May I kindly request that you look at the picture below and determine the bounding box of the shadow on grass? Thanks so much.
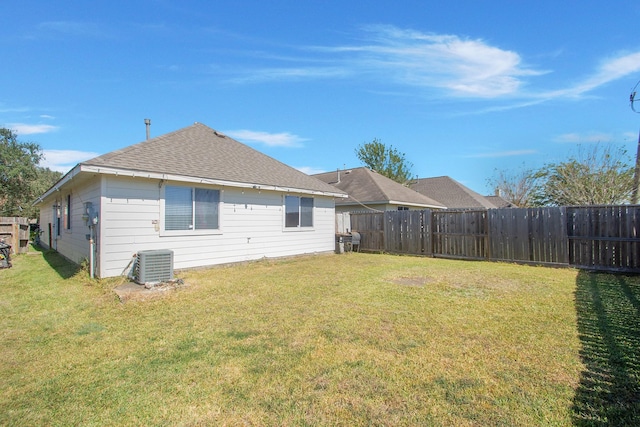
[572,271,640,426]
[31,244,81,279]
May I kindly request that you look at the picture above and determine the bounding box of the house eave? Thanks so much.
[34,164,346,204]
[337,199,445,209]
[387,200,446,209]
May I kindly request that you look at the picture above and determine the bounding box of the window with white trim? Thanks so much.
[164,185,220,232]
[285,195,313,228]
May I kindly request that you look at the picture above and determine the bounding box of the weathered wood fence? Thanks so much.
[0,217,30,254]
[348,206,640,273]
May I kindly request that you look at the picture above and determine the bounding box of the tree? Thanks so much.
[487,165,540,207]
[355,138,414,184]
[0,128,61,218]
[534,144,634,206]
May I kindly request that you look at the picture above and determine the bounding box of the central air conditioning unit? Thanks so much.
[134,249,174,284]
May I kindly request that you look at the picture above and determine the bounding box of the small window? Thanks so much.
[64,194,71,229]
[164,185,220,232]
[397,206,409,211]
[54,204,61,236]
[285,195,313,228]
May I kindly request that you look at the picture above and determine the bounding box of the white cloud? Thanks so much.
[224,129,307,147]
[542,51,640,99]
[236,25,545,99]
[6,123,58,135]
[578,52,640,91]
[229,25,640,106]
[41,149,100,173]
[349,26,545,98]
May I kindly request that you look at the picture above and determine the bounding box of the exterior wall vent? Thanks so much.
[134,249,174,284]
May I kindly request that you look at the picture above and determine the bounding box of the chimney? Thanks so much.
[144,118,151,140]
[337,168,341,184]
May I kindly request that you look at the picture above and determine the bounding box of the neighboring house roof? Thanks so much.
[409,176,499,209]
[485,195,516,208]
[313,167,445,210]
[37,123,345,203]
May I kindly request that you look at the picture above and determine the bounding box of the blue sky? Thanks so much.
[2,1,640,194]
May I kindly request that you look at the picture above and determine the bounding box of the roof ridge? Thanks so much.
[411,175,496,208]
[83,122,208,165]
[362,168,391,199]
[452,178,498,208]
[76,122,345,196]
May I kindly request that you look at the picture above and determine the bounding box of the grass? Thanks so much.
[0,247,638,426]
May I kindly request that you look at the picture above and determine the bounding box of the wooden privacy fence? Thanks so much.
[0,217,30,254]
[348,205,640,273]
[488,207,569,266]
[567,205,640,271]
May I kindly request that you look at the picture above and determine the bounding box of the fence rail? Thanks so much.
[348,206,640,274]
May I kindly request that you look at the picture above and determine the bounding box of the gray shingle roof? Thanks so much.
[313,167,445,208]
[485,195,516,208]
[410,176,498,209]
[82,122,344,195]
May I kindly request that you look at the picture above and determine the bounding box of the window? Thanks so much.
[397,206,409,211]
[54,204,61,236]
[285,195,313,228]
[164,185,220,232]
[64,194,71,229]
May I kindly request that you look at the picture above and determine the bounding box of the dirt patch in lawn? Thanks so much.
[114,279,187,302]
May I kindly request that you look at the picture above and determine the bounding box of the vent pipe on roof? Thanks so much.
[144,118,151,140]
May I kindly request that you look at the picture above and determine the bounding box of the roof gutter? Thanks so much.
[338,200,446,209]
[387,200,447,209]
[79,165,348,198]
[33,163,347,206]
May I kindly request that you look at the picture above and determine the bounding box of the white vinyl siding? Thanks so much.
[90,176,336,278]
[38,179,101,266]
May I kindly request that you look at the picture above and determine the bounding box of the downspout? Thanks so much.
[89,227,94,278]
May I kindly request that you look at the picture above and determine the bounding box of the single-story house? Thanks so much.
[313,167,445,213]
[409,176,500,209]
[34,123,346,278]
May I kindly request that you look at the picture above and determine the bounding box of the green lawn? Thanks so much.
[1,248,638,426]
